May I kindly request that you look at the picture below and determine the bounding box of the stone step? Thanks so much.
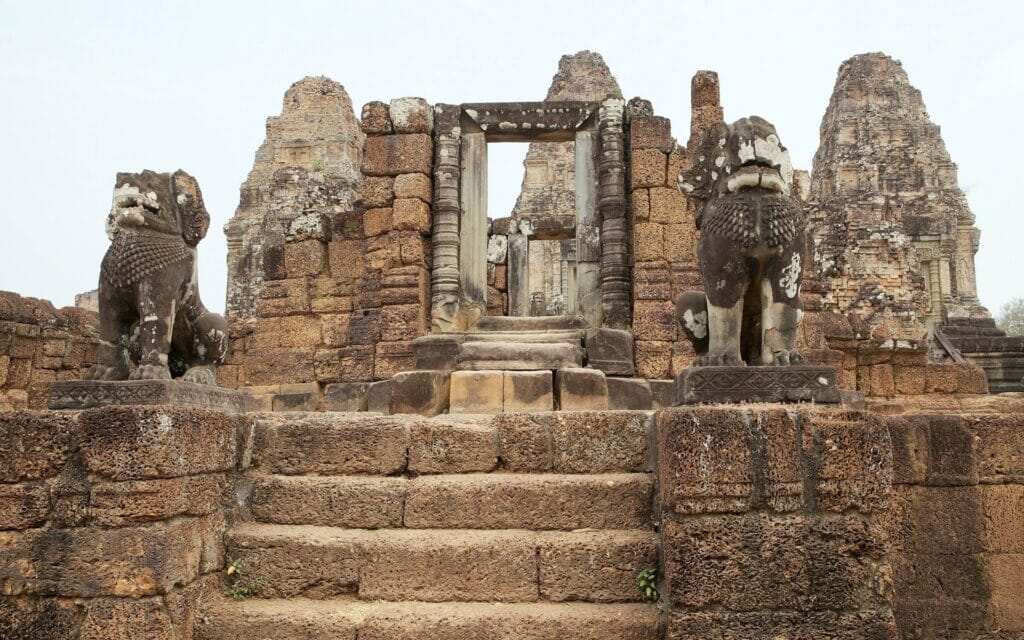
[249,473,653,530]
[457,342,584,370]
[226,524,658,603]
[460,330,582,344]
[196,598,661,640]
[252,411,653,476]
[473,315,588,332]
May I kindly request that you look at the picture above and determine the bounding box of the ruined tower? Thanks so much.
[808,53,987,339]
[224,77,364,323]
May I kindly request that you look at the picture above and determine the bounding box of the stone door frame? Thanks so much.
[429,99,628,332]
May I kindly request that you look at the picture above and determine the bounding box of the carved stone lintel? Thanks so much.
[675,365,841,405]
[48,380,254,412]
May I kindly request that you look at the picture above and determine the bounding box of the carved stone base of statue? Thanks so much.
[674,365,841,405]
[48,380,253,413]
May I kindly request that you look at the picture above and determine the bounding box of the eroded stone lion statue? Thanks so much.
[675,116,807,367]
[84,170,228,383]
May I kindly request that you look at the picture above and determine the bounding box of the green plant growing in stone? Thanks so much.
[225,557,265,600]
[637,567,659,602]
[312,158,326,173]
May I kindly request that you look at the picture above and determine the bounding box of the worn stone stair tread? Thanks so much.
[473,315,588,332]
[457,341,584,370]
[457,330,583,344]
[249,472,653,530]
[196,598,661,640]
[226,524,658,602]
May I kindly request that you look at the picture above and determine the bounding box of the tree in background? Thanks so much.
[996,297,1024,336]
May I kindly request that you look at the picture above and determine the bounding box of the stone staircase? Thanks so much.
[195,411,662,639]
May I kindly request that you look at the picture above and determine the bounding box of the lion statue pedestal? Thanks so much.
[673,117,840,405]
[48,169,250,412]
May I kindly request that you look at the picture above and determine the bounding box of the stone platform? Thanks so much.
[674,365,841,405]
[48,379,253,412]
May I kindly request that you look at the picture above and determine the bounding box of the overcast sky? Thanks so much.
[1,0,1021,316]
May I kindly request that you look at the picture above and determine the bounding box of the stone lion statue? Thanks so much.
[675,116,807,367]
[84,170,228,383]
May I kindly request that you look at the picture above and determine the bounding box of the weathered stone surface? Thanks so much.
[667,610,898,639]
[362,134,433,176]
[458,342,583,371]
[555,368,609,410]
[657,406,891,516]
[250,475,406,528]
[538,530,657,602]
[323,381,370,411]
[388,370,449,416]
[389,97,433,134]
[255,413,410,475]
[412,334,463,371]
[585,328,634,376]
[77,406,237,480]
[408,417,497,473]
[450,370,504,414]
[0,410,77,482]
[0,483,51,529]
[0,516,220,597]
[393,173,432,203]
[87,474,224,527]
[675,365,841,405]
[504,370,554,412]
[49,379,252,412]
[606,377,653,410]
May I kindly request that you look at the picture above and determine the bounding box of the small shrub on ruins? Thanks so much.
[225,557,265,600]
[637,567,659,602]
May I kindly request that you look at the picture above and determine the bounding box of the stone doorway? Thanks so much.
[430,100,628,332]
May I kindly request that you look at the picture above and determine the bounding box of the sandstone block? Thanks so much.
[632,223,664,262]
[404,473,652,531]
[408,417,497,473]
[388,370,450,416]
[380,304,426,342]
[77,406,237,480]
[412,334,463,371]
[924,363,958,393]
[585,328,635,376]
[339,345,375,382]
[0,410,76,482]
[630,188,650,222]
[284,239,326,277]
[374,340,415,380]
[273,382,320,411]
[359,530,539,602]
[648,187,688,225]
[362,134,433,176]
[329,239,366,283]
[555,368,609,411]
[606,378,653,410]
[0,483,50,529]
[324,381,371,411]
[893,364,926,395]
[549,411,650,473]
[539,530,658,603]
[87,474,223,527]
[360,176,394,208]
[389,97,433,134]
[361,101,393,134]
[663,514,889,612]
[256,413,409,475]
[0,516,217,597]
[366,380,393,414]
[632,301,676,341]
[257,278,310,317]
[450,370,504,414]
[393,198,430,232]
[393,173,432,203]
[458,342,583,371]
[250,475,406,528]
[955,363,988,394]
[399,231,428,266]
[504,370,554,412]
[363,207,393,237]
[629,115,673,152]
[630,148,667,188]
[495,413,553,472]
[667,610,897,640]
[251,315,321,350]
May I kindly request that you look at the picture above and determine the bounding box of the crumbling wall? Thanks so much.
[221,81,434,402]
[887,413,1024,637]
[0,291,100,410]
[626,73,711,379]
[0,406,237,639]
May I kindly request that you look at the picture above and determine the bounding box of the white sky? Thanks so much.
[1,0,1022,315]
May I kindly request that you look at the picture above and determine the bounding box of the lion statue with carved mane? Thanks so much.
[675,116,807,367]
[84,169,228,384]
